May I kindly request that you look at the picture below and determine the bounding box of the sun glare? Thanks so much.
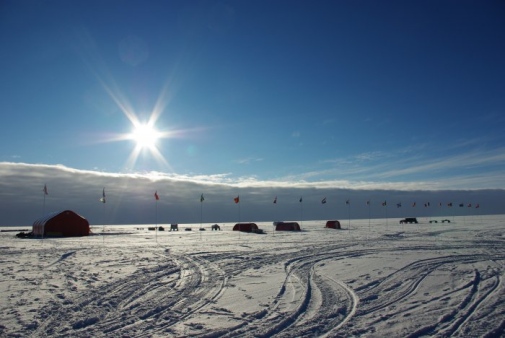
[95,77,185,170]
[130,123,159,150]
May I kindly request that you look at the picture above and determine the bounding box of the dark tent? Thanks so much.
[232,223,258,232]
[275,222,301,231]
[33,210,90,237]
[325,220,341,229]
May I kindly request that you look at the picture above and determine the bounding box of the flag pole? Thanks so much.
[42,184,48,241]
[42,184,47,216]
[384,200,388,231]
[102,205,105,244]
[101,188,106,244]
[200,198,203,227]
[403,206,405,232]
[156,200,158,243]
[200,194,204,236]
[346,199,351,233]
[103,202,105,244]
[348,202,351,233]
[386,203,388,231]
[299,197,303,229]
[367,200,371,233]
[238,200,241,223]
[233,195,241,239]
[273,197,277,236]
[155,193,158,243]
[104,188,106,240]
[43,190,45,240]
[200,194,203,239]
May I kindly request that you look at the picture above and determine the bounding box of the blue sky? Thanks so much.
[1,1,504,225]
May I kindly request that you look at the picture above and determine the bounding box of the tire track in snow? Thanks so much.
[404,268,503,338]
[440,271,502,337]
[25,232,505,338]
[116,252,228,337]
[32,259,180,337]
[319,272,359,337]
[355,254,488,316]
[275,258,359,338]
[220,246,364,337]
[30,249,227,338]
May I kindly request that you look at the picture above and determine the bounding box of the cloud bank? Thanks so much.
[1,162,503,226]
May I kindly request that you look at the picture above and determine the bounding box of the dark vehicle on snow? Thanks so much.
[399,217,418,224]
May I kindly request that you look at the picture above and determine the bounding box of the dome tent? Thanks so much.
[274,222,301,231]
[33,210,90,237]
[232,223,259,232]
[325,220,341,229]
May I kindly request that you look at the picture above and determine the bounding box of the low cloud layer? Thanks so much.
[1,162,503,226]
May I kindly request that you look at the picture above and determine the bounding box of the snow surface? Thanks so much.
[1,216,504,337]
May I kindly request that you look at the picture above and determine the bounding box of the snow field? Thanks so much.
[0,216,504,337]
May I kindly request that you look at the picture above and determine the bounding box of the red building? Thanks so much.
[33,210,90,237]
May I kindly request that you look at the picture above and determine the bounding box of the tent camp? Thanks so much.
[325,220,341,229]
[274,222,301,231]
[232,223,258,232]
[33,210,90,237]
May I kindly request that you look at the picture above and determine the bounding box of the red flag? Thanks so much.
[154,191,159,200]
[234,196,240,204]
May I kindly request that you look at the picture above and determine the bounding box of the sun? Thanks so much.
[123,118,171,169]
[93,77,193,170]
[129,123,160,150]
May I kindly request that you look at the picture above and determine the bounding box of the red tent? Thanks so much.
[33,210,90,237]
[275,222,301,231]
[325,220,341,229]
[233,223,259,232]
